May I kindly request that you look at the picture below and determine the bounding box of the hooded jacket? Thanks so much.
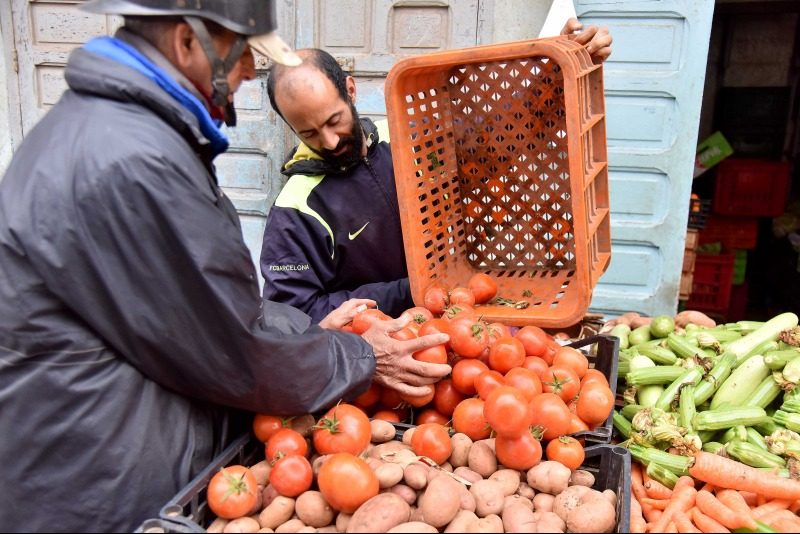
[0,32,374,532]
[260,118,413,322]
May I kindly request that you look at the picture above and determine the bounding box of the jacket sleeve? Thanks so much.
[261,206,413,322]
[27,153,375,416]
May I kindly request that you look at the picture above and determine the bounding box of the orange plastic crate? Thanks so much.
[385,37,610,327]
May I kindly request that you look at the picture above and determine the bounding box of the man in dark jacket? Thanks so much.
[261,23,612,323]
[0,1,449,532]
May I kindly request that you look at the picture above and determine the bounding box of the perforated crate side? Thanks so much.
[386,37,610,327]
[686,253,735,313]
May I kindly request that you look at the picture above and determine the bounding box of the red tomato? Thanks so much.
[207,465,258,519]
[528,393,572,441]
[495,431,543,471]
[488,336,526,374]
[372,409,402,423]
[514,326,552,358]
[452,398,492,441]
[381,388,405,410]
[353,382,382,410]
[268,455,313,497]
[413,343,448,364]
[423,286,449,315]
[467,273,497,304]
[541,366,581,403]
[400,306,434,326]
[452,359,490,395]
[581,368,610,390]
[475,369,506,400]
[504,367,543,402]
[487,322,512,345]
[442,304,476,322]
[252,414,288,443]
[449,287,476,307]
[351,308,390,335]
[418,318,452,352]
[567,413,590,435]
[552,346,589,379]
[391,327,417,341]
[313,403,371,456]
[576,383,615,426]
[522,356,550,376]
[411,423,453,465]
[265,428,308,462]
[483,386,532,437]
[449,316,492,358]
[434,379,468,416]
[416,408,451,426]
[546,436,585,470]
[399,384,435,408]
[317,453,379,513]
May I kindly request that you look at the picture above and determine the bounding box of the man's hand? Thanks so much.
[361,316,451,397]
[560,17,612,64]
[319,298,376,330]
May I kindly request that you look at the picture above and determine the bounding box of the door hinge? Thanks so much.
[11,49,18,74]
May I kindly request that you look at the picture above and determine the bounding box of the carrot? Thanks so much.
[673,511,702,533]
[770,517,800,534]
[690,451,800,501]
[691,507,731,533]
[716,489,757,529]
[752,499,793,520]
[695,490,753,530]
[665,520,678,533]
[739,491,759,507]
[761,509,800,532]
[757,493,768,507]
[649,477,697,534]
[645,478,674,500]
[641,497,670,510]
[630,494,647,534]
[790,499,800,514]
[633,462,662,524]
[700,483,715,493]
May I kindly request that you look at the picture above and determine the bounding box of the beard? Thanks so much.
[310,102,365,169]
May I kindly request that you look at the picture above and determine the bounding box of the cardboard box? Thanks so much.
[694,131,734,178]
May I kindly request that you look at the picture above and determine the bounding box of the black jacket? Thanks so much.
[260,119,413,322]
[0,42,374,532]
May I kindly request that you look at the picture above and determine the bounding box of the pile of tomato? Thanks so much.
[342,273,616,469]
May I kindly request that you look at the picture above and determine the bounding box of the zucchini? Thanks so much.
[710,355,771,410]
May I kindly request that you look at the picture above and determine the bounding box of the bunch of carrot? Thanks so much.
[630,452,800,533]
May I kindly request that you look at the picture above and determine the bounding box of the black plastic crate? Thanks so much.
[134,518,194,533]
[688,197,711,229]
[581,444,632,533]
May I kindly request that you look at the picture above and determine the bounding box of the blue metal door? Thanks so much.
[576,0,715,317]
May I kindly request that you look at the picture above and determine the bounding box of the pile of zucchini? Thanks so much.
[612,312,800,488]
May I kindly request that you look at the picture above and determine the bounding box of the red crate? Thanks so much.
[714,159,790,217]
[686,253,735,313]
[698,215,759,250]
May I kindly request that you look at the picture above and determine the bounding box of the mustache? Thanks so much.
[319,136,356,157]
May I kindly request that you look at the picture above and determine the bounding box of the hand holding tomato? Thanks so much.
[319,298,378,330]
[361,315,451,397]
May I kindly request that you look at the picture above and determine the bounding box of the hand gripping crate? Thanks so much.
[385,37,611,327]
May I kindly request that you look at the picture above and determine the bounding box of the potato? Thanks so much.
[441,462,454,473]
[489,469,521,497]
[502,503,537,533]
[503,494,532,511]
[468,441,497,478]
[370,419,397,443]
[675,310,716,328]
[345,492,411,533]
[566,498,616,533]
[335,513,351,532]
[457,482,477,512]
[464,513,503,533]
[275,518,306,533]
[526,461,571,495]
[532,511,565,533]
[449,433,473,468]
[553,485,594,521]
[419,474,462,527]
[207,518,229,533]
[249,460,272,487]
[387,522,439,533]
[454,466,483,484]
[403,462,429,490]
[532,492,554,513]
[223,517,262,533]
[295,527,316,534]
[409,506,424,523]
[402,427,415,446]
[445,510,479,533]
[516,481,535,500]
[262,484,280,508]
[375,462,405,489]
[469,479,505,517]
[295,491,334,528]
[312,455,330,477]
[602,489,618,509]
[369,441,411,460]
[256,529,274,534]
[248,489,265,517]
[259,496,296,530]
[287,414,316,437]
[388,484,417,505]
[315,528,337,533]
[569,470,595,488]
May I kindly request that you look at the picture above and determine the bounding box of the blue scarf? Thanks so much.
[83,36,229,158]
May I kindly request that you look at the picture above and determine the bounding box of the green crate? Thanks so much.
[733,249,747,285]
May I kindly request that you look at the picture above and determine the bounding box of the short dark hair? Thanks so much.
[266,48,349,120]
[123,16,228,49]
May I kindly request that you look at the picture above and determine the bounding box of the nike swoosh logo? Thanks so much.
[348,221,370,240]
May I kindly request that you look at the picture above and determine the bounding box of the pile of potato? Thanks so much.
[207,419,620,533]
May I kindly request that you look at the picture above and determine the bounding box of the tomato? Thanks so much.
[452,398,492,440]
[381,387,405,410]
[423,285,449,315]
[487,322,511,345]
[567,413,590,435]
[317,453,379,513]
[483,386,532,437]
[411,423,453,465]
[452,359,489,395]
[400,306,434,326]
[252,414,288,443]
[552,346,589,379]
[313,403,371,456]
[449,287,476,307]
[268,455,313,497]
[467,273,497,304]
[581,368,610,390]
[514,326,552,358]
[207,465,258,519]
[418,318,452,352]
[546,436,585,470]
[576,383,615,426]
[372,409,402,423]
[399,384,435,408]
[528,393,572,441]
[391,326,417,341]
[475,369,506,400]
[503,367,543,402]
[487,336,526,374]
[265,428,308,462]
[416,408,451,426]
[522,356,550,376]
[353,382,382,410]
[449,316,492,358]
[442,304,476,322]
[434,378,467,416]
[541,366,581,403]
[495,430,542,471]
[351,308,390,335]
[413,343,448,364]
